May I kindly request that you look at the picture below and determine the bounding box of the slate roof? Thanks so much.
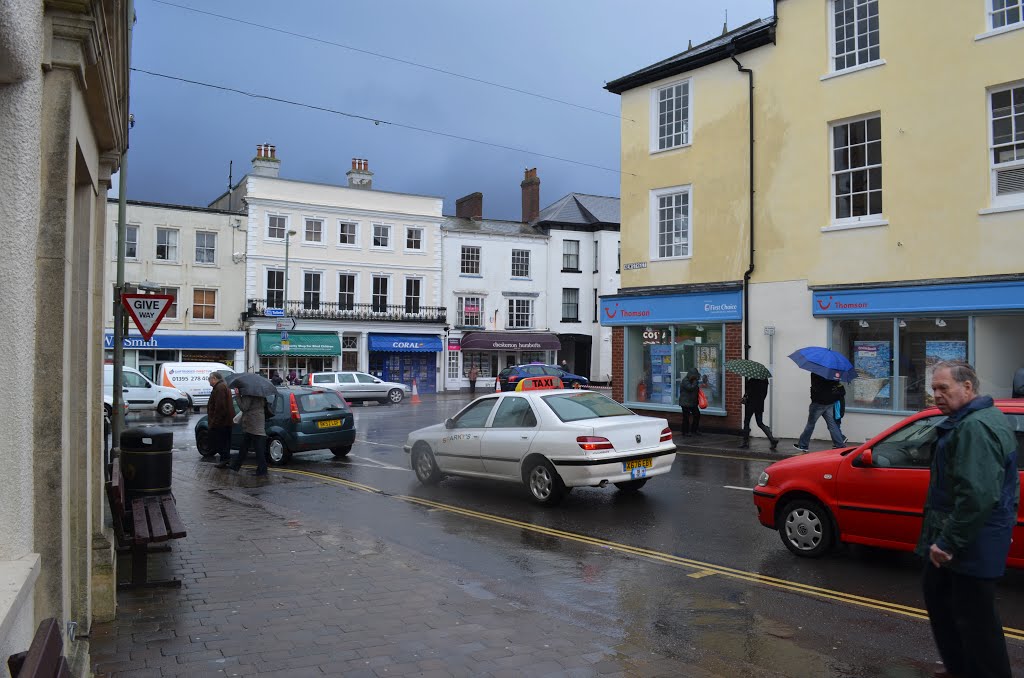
[442,216,546,238]
[534,193,619,227]
[605,17,776,94]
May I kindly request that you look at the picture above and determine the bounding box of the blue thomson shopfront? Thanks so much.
[601,283,744,427]
[811,276,1024,413]
[368,333,444,394]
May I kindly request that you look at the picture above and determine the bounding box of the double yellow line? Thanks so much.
[267,466,1024,642]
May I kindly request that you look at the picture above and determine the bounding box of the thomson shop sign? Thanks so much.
[600,289,743,325]
[811,280,1024,316]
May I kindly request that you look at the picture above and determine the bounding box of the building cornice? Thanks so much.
[246,197,443,225]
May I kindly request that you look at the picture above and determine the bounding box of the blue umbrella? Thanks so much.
[788,346,857,382]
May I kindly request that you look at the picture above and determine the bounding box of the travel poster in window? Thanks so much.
[853,340,892,405]
[924,341,967,407]
[696,345,720,404]
[649,345,673,405]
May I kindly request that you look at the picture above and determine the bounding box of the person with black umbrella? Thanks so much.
[225,372,276,477]
[740,378,778,449]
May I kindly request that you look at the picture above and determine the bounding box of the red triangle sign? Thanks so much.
[121,293,175,341]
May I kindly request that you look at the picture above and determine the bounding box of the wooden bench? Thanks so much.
[106,458,186,589]
[7,618,70,678]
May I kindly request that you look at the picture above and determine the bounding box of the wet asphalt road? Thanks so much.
[127,395,1024,677]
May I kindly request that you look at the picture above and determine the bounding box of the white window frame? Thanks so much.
[827,113,887,229]
[158,287,179,320]
[562,240,580,271]
[194,231,217,265]
[155,227,179,262]
[124,224,139,260]
[649,78,692,153]
[338,220,359,248]
[192,287,218,322]
[561,288,579,322]
[404,276,422,314]
[461,245,481,275]
[371,274,390,312]
[649,184,692,261]
[303,217,324,245]
[337,272,357,310]
[265,268,285,308]
[371,223,392,250]
[404,226,423,252]
[507,298,534,329]
[827,0,882,75]
[447,350,460,380]
[990,0,1024,30]
[593,241,599,272]
[457,295,484,327]
[266,214,288,241]
[511,249,530,278]
[987,81,1024,209]
[302,270,322,310]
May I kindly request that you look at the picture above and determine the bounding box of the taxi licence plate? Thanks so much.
[317,419,341,429]
[622,458,652,472]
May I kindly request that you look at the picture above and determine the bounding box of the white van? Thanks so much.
[156,362,235,409]
[103,364,190,416]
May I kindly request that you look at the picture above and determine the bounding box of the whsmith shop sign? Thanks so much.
[600,289,743,325]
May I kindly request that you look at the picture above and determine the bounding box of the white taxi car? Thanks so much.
[403,388,676,505]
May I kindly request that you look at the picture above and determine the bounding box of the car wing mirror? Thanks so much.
[444,418,455,429]
[853,448,874,467]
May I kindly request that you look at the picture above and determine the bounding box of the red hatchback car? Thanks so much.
[753,400,1024,566]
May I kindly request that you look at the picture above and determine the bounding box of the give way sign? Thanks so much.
[121,293,175,341]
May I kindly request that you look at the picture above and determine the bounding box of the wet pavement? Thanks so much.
[91,395,1024,676]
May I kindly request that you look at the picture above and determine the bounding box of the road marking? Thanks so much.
[350,455,407,471]
[355,439,404,449]
[723,485,753,492]
[259,465,1024,643]
[677,450,773,464]
[687,570,718,579]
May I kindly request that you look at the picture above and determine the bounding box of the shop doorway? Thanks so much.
[369,353,437,394]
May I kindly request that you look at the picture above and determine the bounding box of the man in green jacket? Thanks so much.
[916,361,1019,678]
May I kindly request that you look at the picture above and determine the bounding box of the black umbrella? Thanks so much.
[224,371,278,398]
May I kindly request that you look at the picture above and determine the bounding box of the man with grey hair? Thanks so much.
[916,361,1018,678]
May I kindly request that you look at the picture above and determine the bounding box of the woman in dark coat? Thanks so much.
[677,368,701,436]
[740,378,778,449]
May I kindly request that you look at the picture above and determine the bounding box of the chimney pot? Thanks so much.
[269,145,276,159]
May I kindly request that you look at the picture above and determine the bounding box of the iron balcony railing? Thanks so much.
[247,298,447,324]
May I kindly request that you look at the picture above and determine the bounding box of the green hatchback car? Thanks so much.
[194,387,356,465]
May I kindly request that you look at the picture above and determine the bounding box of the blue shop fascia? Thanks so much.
[103,330,245,381]
[601,282,744,421]
[809,275,1024,413]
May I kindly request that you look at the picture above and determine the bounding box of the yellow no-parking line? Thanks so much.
[263,465,1024,643]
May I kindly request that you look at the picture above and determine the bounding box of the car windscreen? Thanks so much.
[297,391,348,414]
[541,391,634,423]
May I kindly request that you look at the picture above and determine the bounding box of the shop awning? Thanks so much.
[257,331,341,356]
[460,331,561,351]
[368,334,442,352]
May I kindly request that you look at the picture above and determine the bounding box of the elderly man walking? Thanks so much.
[207,372,234,469]
[917,361,1018,678]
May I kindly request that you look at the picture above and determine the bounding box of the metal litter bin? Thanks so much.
[120,426,173,496]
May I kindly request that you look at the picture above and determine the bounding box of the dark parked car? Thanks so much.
[496,364,589,392]
[194,387,355,465]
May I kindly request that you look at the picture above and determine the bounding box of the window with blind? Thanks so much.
[193,288,217,320]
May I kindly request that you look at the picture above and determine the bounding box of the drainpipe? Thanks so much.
[731,49,754,360]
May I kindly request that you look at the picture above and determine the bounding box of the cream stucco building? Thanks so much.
[603,0,1024,441]
[0,0,130,673]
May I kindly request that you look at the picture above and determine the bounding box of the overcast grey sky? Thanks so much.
[122,0,772,221]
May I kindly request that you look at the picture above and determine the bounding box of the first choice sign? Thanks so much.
[121,293,175,341]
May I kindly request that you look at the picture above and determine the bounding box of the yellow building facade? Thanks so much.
[603,1,1024,441]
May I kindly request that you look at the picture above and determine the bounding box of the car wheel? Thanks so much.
[157,399,177,417]
[778,499,834,558]
[331,445,352,457]
[524,458,566,506]
[412,444,442,485]
[388,388,404,404]
[195,428,217,457]
[614,479,648,493]
[267,436,292,466]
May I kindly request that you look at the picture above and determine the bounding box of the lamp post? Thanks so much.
[282,229,297,378]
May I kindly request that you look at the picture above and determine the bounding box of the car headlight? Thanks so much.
[757,471,770,487]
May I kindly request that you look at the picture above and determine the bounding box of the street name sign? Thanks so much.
[266,308,285,317]
[121,293,175,341]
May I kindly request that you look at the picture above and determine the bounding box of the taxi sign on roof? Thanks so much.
[514,376,563,391]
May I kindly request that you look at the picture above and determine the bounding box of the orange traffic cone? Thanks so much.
[410,378,422,404]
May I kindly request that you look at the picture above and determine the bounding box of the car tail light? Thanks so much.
[577,436,614,451]
[289,392,301,422]
[660,427,673,442]
[508,375,519,382]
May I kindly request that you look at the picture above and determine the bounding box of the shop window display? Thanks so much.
[625,324,725,410]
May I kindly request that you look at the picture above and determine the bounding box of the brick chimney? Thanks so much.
[251,143,280,177]
[455,192,483,220]
[520,168,540,223]
[346,158,373,189]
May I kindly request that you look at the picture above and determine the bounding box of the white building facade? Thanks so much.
[103,200,248,379]
[212,150,447,393]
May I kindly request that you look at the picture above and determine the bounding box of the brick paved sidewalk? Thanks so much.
[89,467,727,678]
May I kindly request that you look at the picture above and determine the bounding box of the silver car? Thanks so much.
[304,371,409,404]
